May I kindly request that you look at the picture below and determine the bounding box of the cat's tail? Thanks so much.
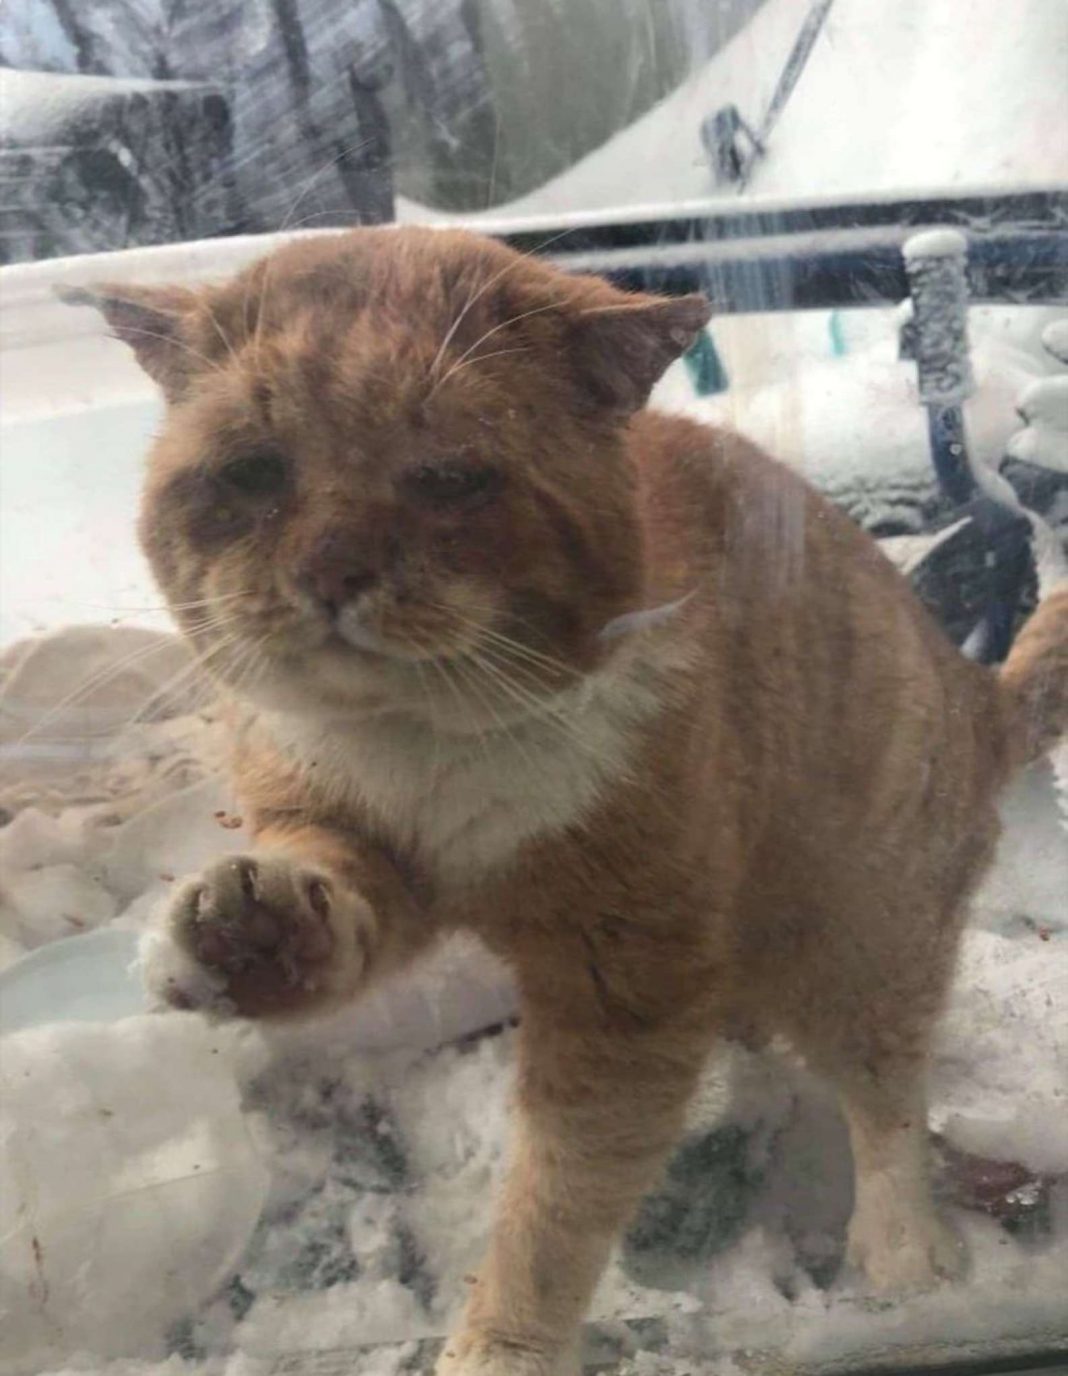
[999,584,1068,767]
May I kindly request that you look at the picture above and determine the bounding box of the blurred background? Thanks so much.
[0,0,769,262]
[4,0,1061,263]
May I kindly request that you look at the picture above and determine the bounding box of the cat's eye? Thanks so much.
[218,450,288,496]
[408,462,499,506]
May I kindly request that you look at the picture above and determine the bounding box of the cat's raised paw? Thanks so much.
[154,853,371,1017]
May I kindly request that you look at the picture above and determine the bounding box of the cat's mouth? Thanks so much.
[273,573,502,669]
[319,625,433,668]
[328,602,457,662]
[191,583,590,721]
[193,595,590,734]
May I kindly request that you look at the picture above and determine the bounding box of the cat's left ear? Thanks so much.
[56,282,200,399]
[568,292,712,413]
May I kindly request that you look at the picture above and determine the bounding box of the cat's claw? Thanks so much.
[157,853,371,1017]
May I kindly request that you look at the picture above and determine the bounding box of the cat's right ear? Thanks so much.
[56,283,200,399]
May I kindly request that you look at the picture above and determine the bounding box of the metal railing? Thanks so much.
[505,187,1068,662]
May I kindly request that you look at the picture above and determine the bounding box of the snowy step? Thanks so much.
[1007,356,1068,476]
[1007,424,1068,475]
[1016,375,1068,431]
[1041,318,1068,366]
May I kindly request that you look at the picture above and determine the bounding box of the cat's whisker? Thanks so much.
[461,639,657,802]
[464,637,565,698]
[465,642,667,808]
[426,228,574,387]
[240,259,261,365]
[475,666,592,757]
[219,631,275,704]
[244,133,379,368]
[460,644,604,764]
[250,258,277,369]
[408,657,443,776]
[436,300,559,375]
[115,633,243,736]
[465,624,575,681]
[92,591,256,617]
[1,608,245,739]
[418,647,513,784]
[171,611,250,643]
[0,611,228,723]
[430,345,530,395]
[169,595,256,616]
[427,602,576,680]
[202,305,241,370]
[427,655,495,766]
[263,206,368,236]
[447,653,549,782]
[109,323,223,376]
[397,625,483,745]
[276,135,377,239]
[429,300,562,397]
[461,646,650,804]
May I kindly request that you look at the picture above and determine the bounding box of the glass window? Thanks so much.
[2,3,1066,1373]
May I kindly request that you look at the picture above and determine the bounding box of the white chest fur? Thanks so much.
[263,650,674,881]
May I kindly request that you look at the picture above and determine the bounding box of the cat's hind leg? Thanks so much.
[782,908,968,1293]
[834,1055,965,1291]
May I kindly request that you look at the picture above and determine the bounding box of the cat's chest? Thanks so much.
[354,725,608,876]
[266,681,649,880]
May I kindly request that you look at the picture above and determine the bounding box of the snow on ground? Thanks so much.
[1,873,1065,1376]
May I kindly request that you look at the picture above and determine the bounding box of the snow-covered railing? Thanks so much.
[506,187,1068,313]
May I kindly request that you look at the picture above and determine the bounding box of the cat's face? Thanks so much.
[72,228,708,730]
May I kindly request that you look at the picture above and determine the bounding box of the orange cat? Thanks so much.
[69,227,1067,1375]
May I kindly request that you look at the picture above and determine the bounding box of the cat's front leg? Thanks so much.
[148,825,430,1019]
[437,1004,709,1376]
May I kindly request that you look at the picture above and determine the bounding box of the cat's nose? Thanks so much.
[296,534,376,618]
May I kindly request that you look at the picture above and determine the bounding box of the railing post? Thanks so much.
[903,229,976,505]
